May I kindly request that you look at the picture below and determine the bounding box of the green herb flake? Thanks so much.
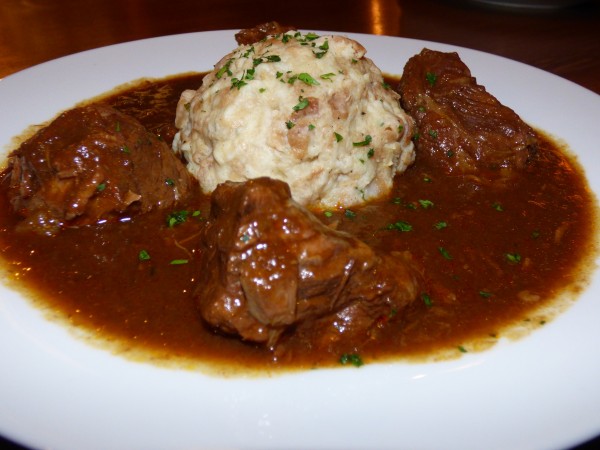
[334,132,344,142]
[324,211,334,218]
[293,97,309,111]
[421,293,433,308]
[138,250,151,261]
[479,290,493,298]
[165,178,175,186]
[367,148,375,159]
[425,72,437,86]
[344,209,357,218]
[265,55,281,63]
[167,210,189,228]
[438,247,453,260]
[297,72,320,86]
[353,135,372,147]
[216,59,233,79]
[505,252,522,264]
[169,259,189,265]
[121,145,131,154]
[308,124,316,130]
[386,221,413,232]
[492,202,504,212]
[458,345,468,353]
[339,353,364,367]
[286,121,295,129]
[96,183,106,192]
[320,72,336,81]
[434,221,448,230]
[231,77,247,90]
[428,130,438,139]
[313,39,329,59]
[418,199,434,209]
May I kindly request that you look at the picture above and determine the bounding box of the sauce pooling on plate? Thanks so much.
[0,73,596,373]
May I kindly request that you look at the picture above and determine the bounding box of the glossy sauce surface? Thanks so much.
[0,73,596,371]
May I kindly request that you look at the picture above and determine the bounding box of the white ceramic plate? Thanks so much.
[1,30,599,450]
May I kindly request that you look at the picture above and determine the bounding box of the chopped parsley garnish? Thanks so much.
[458,345,467,353]
[324,211,334,218]
[216,59,233,79]
[353,135,372,147]
[479,290,493,298]
[293,96,309,111]
[320,72,336,81]
[386,221,412,232]
[344,209,357,218]
[165,178,175,186]
[166,210,189,227]
[426,72,437,86]
[334,132,344,142]
[428,130,438,139]
[418,199,434,209]
[505,252,522,264]
[138,250,151,261]
[438,247,452,260]
[367,148,375,158]
[434,221,448,230]
[169,259,189,265]
[313,39,329,59]
[286,121,295,129]
[96,183,106,192]
[297,72,320,86]
[421,293,433,308]
[492,202,504,211]
[339,353,364,367]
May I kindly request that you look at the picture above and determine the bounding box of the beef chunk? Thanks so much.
[234,21,296,45]
[5,104,193,234]
[196,177,422,349]
[397,49,537,177]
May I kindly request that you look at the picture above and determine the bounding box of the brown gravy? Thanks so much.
[0,73,597,373]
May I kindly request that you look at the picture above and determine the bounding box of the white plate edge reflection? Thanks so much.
[1,30,599,450]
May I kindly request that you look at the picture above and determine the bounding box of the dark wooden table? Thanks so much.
[1,0,599,449]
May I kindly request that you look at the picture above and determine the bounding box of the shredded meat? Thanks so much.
[195,177,422,350]
[4,104,193,235]
[397,49,537,178]
[234,21,297,45]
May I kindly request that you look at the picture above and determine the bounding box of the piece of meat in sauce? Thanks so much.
[196,177,422,350]
[4,104,194,235]
[234,21,297,45]
[397,49,537,178]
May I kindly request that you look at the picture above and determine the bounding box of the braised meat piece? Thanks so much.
[196,177,422,349]
[234,21,296,45]
[5,104,193,234]
[397,49,537,177]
